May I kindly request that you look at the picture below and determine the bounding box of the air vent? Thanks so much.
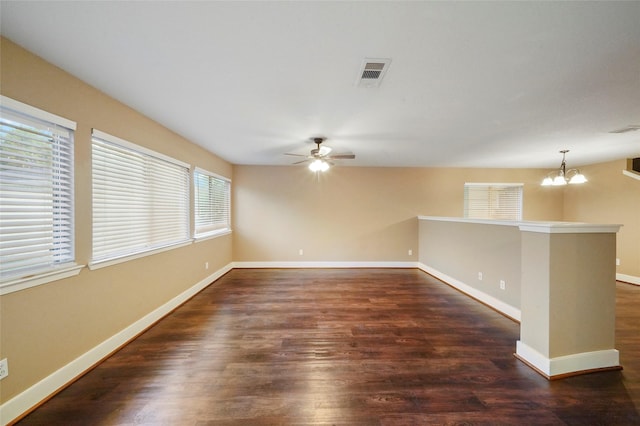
[356,58,391,88]
[609,125,640,134]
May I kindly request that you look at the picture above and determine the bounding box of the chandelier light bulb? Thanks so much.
[541,150,587,187]
[569,172,587,184]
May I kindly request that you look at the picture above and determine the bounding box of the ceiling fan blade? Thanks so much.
[328,153,356,160]
[318,146,332,156]
[285,137,354,167]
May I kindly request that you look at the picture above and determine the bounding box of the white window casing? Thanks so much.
[1,96,80,293]
[193,167,231,239]
[91,130,191,267]
[464,183,523,221]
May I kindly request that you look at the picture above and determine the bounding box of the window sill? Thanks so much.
[89,240,193,271]
[194,229,232,242]
[622,169,640,181]
[0,263,85,295]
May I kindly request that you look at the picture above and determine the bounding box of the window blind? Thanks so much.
[0,98,75,280]
[91,130,190,263]
[194,168,231,236]
[464,183,523,221]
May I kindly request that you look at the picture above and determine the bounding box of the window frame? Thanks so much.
[90,129,192,269]
[0,96,82,295]
[463,182,524,221]
[193,167,232,240]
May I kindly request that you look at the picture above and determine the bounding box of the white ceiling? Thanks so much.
[1,1,639,168]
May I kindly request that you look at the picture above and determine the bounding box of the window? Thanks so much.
[91,130,190,265]
[194,168,231,238]
[0,96,76,285]
[464,183,523,221]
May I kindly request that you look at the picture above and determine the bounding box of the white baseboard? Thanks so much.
[617,273,640,286]
[417,263,521,322]
[232,261,419,269]
[0,263,233,426]
[516,341,620,378]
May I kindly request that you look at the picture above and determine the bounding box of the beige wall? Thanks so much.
[233,160,638,279]
[520,231,617,359]
[548,233,617,356]
[0,38,233,403]
[233,165,564,262]
[419,220,522,311]
[563,159,640,279]
[2,34,637,415]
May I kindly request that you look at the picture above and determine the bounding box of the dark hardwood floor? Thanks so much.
[16,268,640,425]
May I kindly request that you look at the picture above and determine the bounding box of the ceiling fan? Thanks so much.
[285,137,356,172]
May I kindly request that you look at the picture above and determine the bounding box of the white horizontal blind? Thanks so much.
[92,131,190,262]
[194,168,231,236]
[0,101,75,280]
[464,183,523,221]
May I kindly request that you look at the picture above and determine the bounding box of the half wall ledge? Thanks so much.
[418,216,622,380]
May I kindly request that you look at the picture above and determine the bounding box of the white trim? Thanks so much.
[0,264,84,296]
[418,216,521,227]
[1,95,76,129]
[463,182,524,187]
[193,168,232,238]
[194,229,232,242]
[518,223,622,234]
[617,273,640,286]
[549,349,620,377]
[418,216,622,234]
[232,261,418,269]
[0,262,233,426]
[91,129,190,169]
[516,341,620,377]
[463,183,523,221]
[193,167,231,182]
[417,262,521,322]
[88,240,193,270]
[515,341,551,374]
[622,169,640,181]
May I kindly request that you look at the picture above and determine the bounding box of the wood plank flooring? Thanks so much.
[15,268,640,425]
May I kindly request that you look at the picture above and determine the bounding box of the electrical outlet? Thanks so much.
[500,280,506,290]
[0,358,8,380]
[616,258,621,266]
[299,249,304,256]
[205,262,209,270]
[478,272,483,281]
[408,249,413,256]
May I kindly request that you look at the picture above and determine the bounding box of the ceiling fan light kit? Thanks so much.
[285,137,355,172]
[309,159,330,172]
[541,150,587,186]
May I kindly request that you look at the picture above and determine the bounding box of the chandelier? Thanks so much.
[541,150,587,186]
